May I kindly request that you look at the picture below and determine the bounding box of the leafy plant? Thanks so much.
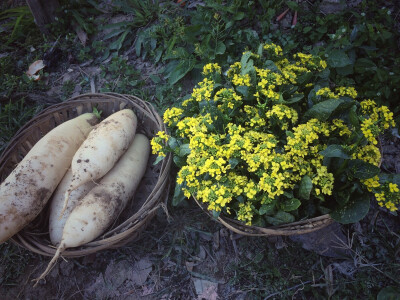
[99,56,144,94]
[0,6,39,47]
[152,43,399,227]
[0,97,43,153]
[135,0,282,85]
[281,0,400,119]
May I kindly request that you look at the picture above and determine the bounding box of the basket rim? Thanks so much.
[193,195,335,237]
[1,93,172,256]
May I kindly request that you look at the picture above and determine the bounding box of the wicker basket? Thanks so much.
[193,197,335,236]
[0,93,172,257]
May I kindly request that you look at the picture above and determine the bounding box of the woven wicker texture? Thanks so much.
[0,93,172,257]
[193,197,335,237]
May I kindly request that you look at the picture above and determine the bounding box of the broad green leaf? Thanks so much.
[233,11,245,20]
[172,182,186,206]
[265,211,295,226]
[167,59,195,85]
[215,41,226,55]
[354,58,377,73]
[173,155,186,168]
[377,286,400,300]
[350,25,358,42]
[153,155,165,165]
[320,145,350,159]
[348,159,380,180]
[252,216,266,228]
[349,106,359,127]
[280,198,301,211]
[299,175,312,200]
[212,210,221,218]
[263,60,279,72]
[379,173,400,186]
[304,98,345,121]
[150,74,161,84]
[167,136,179,149]
[334,189,351,206]
[236,86,249,98]
[286,1,299,10]
[326,49,352,68]
[336,64,354,76]
[229,158,239,168]
[283,94,304,104]
[330,194,370,224]
[297,72,313,85]
[259,203,275,215]
[179,144,191,157]
[240,51,252,67]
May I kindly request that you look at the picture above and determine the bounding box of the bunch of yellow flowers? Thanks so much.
[153,43,398,226]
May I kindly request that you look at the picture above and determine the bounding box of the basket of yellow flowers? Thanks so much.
[151,43,399,236]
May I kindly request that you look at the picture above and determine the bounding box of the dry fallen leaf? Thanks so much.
[26,60,45,80]
[193,278,219,300]
[131,257,153,286]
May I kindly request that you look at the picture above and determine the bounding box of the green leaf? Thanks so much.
[241,59,254,75]
[229,158,239,168]
[167,59,195,85]
[263,60,279,72]
[379,173,400,186]
[236,86,249,98]
[286,1,299,10]
[167,136,179,150]
[172,182,186,206]
[348,159,380,180]
[350,25,358,42]
[153,155,165,165]
[299,175,313,200]
[173,155,186,168]
[233,11,245,21]
[179,144,191,157]
[259,203,275,215]
[334,189,351,206]
[326,49,352,68]
[135,32,145,56]
[215,41,226,55]
[320,145,350,159]
[330,194,370,224]
[280,198,301,212]
[265,211,295,226]
[304,98,345,121]
[150,74,161,84]
[349,106,359,127]
[377,286,400,300]
[354,58,377,73]
[336,64,354,76]
[240,51,252,67]
[212,210,221,218]
[283,94,304,104]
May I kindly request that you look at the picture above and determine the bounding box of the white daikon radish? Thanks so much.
[34,133,150,285]
[61,109,137,216]
[0,113,98,244]
[49,168,96,245]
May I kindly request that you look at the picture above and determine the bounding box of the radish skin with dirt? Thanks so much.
[34,133,150,284]
[0,113,98,244]
[49,169,96,245]
[61,109,137,215]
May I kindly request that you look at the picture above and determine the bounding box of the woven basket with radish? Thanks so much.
[0,93,172,283]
